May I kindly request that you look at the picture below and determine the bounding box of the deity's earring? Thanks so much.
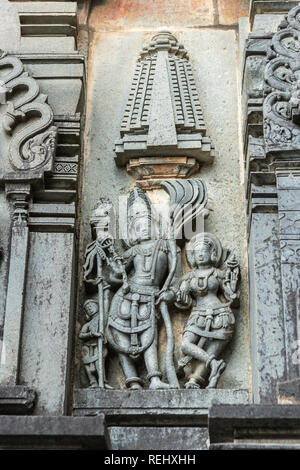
[211,250,217,264]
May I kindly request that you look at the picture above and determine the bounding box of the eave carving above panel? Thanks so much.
[263,5,300,159]
[0,50,57,175]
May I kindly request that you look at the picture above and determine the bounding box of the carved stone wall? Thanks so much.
[74,0,251,450]
[0,0,86,416]
[6,0,300,453]
[242,0,300,405]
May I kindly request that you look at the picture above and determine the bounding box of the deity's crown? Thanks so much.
[127,188,152,224]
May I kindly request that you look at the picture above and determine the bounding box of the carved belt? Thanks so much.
[106,313,155,358]
[107,292,156,357]
[83,354,98,365]
[128,281,160,296]
[107,318,151,335]
[186,324,233,341]
[192,303,231,315]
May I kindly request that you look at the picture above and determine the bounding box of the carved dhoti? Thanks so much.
[106,283,159,357]
[183,303,235,341]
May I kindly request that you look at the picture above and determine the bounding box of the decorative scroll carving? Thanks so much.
[264,5,300,154]
[114,31,215,178]
[0,50,57,172]
[176,233,240,389]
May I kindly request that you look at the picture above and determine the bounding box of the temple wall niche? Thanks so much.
[77,0,250,392]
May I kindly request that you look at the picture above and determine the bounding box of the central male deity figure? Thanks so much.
[106,188,178,390]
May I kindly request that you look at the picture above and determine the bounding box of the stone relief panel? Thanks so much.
[76,26,249,398]
[79,179,240,390]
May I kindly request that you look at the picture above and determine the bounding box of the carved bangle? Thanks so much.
[206,354,215,369]
[146,371,162,381]
[125,377,144,387]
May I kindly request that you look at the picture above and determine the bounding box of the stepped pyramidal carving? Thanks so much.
[114,32,216,184]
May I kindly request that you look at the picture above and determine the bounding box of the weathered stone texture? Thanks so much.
[89,0,250,30]
[108,427,209,451]
[89,0,215,29]
[0,0,20,53]
[74,388,249,419]
[19,232,75,415]
[0,415,106,449]
[218,0,249,25]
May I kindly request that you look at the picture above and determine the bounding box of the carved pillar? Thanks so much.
[0,184,31,386]
[276,170,300,381]
[0,183,36,413]
[243,1,300,403]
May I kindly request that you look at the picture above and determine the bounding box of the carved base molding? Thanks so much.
[209,405,300,450]
[73,389,249,424]
[0,415,106,450]
[0,386,36,415]
[126,157,200,188]
[278,378,300,404]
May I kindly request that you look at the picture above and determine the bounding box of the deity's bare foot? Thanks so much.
[129,382,143,390]
[207,359,226,389]
[184,378,201,389]
[89,380,99,388]
[149,377,170,390]
[104,383,114,390]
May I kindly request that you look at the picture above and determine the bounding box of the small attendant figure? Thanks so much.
[79,299,112,389]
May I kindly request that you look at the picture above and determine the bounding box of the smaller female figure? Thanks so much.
[176,233,240,389]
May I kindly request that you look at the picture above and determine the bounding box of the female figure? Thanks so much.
[176,232,240,389]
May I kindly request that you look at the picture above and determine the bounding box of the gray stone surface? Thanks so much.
[74,388,249,425]
[14,1,77,53]
[276,171,300,382]
[253,13,284,33]
[278,378,300,404]
[0,415,106,450]
[0,385,36,415]
[19,232,75,415]
[0,0,20,54]
[0,222,29,385]
[209,404,300,449]
[20,37,76,54]
[249,1,299,27]
[248,212,286,403]
[108,426,209,450]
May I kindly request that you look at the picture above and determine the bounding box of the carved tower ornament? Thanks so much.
[0,50,57,173]
[114,32,216,185]
[80,180,240,390]
[264,5,300,158]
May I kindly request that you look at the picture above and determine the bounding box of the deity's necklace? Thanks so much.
[134,240,161,279]
[197,267,215,291]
